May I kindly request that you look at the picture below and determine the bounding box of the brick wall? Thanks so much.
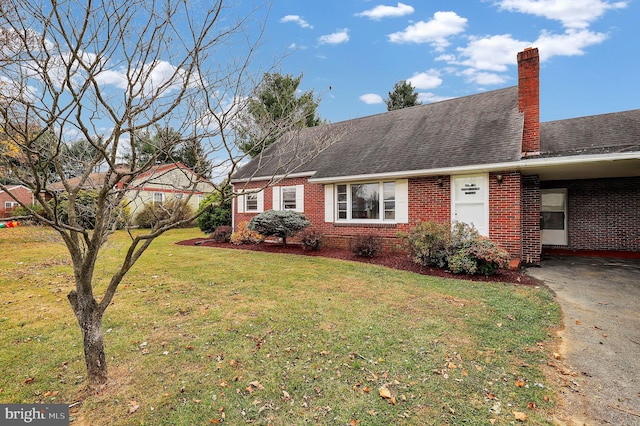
[234,173,531,260]
[542,177,640,252]
[521,175,541,263]
[489,172,522,259]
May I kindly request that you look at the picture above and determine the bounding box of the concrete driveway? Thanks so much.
[526,256,640,425]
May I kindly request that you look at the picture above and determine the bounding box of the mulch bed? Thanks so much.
[177,238,536,285]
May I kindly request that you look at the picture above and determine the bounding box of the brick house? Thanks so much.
[0,185,34,218]
[230,47,640,263]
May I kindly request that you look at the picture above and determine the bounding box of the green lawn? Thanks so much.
[0,226,561,425]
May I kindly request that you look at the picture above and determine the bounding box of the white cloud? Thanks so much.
[280,15,313,29]
[359,93,384,104]
[356,2,415,20]
[319,29,350,45]
[453,28,608,74]
[388,11,467,50]
[534,29,608,58]
[407,70,442,90]
[417,92,452,104]
[456,34,529,72]
[498,0,627,29]
[460,69,508,85]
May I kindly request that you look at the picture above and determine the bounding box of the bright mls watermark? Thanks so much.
[1,405,68,425]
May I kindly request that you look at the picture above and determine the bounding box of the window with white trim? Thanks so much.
[5,201,17,209]
[272,185,304,212]
[237,189,264,213]
[282,187,296,210]
[336,181,395,221]
[245,193,258,211]
[153,192,164,205]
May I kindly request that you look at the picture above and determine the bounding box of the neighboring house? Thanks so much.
[0,185,34,218]
[47,163,215,221]
[230,48,640,263]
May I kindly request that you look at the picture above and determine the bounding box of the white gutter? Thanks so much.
[308,151,640,184]
[231,171,316,184]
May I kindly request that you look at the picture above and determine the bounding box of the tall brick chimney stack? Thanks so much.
[518,47,540,156]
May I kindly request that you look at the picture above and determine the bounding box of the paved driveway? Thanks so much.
[526,256,640,425]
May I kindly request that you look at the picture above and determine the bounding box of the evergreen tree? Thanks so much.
[385,80,421,111]
[239,73,322,157]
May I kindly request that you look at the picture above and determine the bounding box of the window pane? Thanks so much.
[351,183,379,219]
[282,187,296,210]
[337,185,347,219]
[383,182,395,220]
[542,212,564,230]
[246,193,258,211]
[153,193,163,204]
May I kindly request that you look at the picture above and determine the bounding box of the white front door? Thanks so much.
[451,174,489,236]
[541,189,567,245]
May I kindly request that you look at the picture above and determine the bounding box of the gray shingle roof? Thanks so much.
[540,109,640,157]
[232,87,524,181]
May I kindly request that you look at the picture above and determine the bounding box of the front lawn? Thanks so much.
[0,226,561,425]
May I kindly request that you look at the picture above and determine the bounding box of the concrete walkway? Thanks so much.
[526,256,640,425]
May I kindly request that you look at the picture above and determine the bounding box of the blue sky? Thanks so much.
[250,0,638,124]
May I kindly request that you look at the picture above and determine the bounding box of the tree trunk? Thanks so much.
[68,290,108,388]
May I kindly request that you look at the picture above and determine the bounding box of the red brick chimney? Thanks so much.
[518,47,540,156]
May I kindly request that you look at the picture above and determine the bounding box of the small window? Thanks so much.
[337,185,347,219]
[153,192,164,205]
[281,187,297,210]
[5,201,13,209]
[245,193,258,211]
[383,182,395,220]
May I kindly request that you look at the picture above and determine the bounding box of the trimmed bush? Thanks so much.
[299,228,323,251]
[210,225,232,243]
[247,210,310,245]
[230,221,264,245]
[400,220,451,268]
[402,220,509,275]
[135,199,194,229]
[350,234,383,258]
[448,236,510,275]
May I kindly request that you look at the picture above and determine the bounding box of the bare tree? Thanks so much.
[0,0,337,389]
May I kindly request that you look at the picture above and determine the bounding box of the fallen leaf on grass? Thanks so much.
[528,402,536,409]
[128,401,140,415]
[24,378,34,384]
[513,411,527,421]
[515,379,525,388]
[349,419,361,426]
[378,387,392,399]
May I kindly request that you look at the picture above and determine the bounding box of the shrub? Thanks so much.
[448,236,510,275]
[210,225,232,243]
[299,228,323,251]
[135,199,194,229]
[350,234,383,258]
[400,220,451,268]
[230,221,264,245]
[44,190,130,230]
[247,210,310,245]
[197,185,232,234]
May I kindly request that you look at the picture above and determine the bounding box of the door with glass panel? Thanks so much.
[541,189,567,246]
